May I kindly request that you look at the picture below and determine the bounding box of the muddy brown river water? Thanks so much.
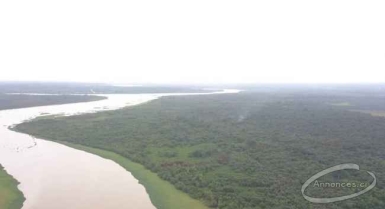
[0,90,239,209]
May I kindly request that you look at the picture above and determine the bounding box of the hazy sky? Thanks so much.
[1,1,384,84]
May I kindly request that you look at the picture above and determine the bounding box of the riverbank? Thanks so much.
[0,94,105,209]
[5,91,239,209]
[0,165,25,209]
[49,141,208,209]
[0,94,163,209]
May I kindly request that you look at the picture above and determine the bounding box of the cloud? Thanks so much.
[1,0,384,84]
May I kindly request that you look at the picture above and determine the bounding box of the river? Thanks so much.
[0,90,239,209]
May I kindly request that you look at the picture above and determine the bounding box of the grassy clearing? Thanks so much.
[351,110,385,117]
[0,166,25,209]
[58,141,208,209]
[328,102,352,106]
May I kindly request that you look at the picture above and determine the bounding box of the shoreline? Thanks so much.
[0,165,25,209]
[15,138,209,209]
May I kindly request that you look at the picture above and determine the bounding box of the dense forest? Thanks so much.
[15,91,385,209]
[0,94,106,110]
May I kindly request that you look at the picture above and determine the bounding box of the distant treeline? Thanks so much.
[0,94,105,110]
[15,91,385,209]
[0,82,210,94]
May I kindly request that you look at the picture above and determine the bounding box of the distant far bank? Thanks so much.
[0,82,212,94]
[0,94,106,111]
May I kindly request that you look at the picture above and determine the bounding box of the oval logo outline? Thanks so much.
[301,163,376,204]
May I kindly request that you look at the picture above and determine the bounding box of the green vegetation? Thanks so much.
[0,165,25,209]
[15,92,385,209]
[0,94,106,110]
